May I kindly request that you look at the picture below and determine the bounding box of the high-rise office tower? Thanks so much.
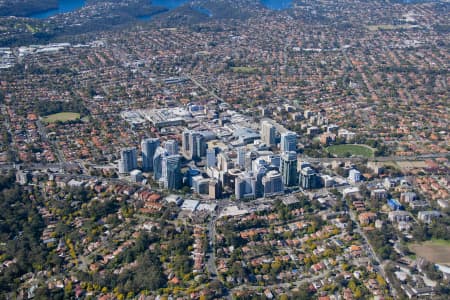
[281,151,298,187]
[255,166,267,198]
[164,139,179,155]
[118,147,137,174]
[141,138,159,172]
[300,166,321,190]
[183,130,206,160]
[262,170,284,197]
[237,147,246,169]
[268,154,281,169]
[206,148,216,168]
[280,131,297,152]
[209,179,221,199]
[182,129,191,154]
[189,132,206,160]
[235,172,256,200]
[261,120,276,146]
[162,155,182,190]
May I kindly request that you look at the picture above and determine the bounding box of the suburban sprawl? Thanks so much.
[0,0,449,299]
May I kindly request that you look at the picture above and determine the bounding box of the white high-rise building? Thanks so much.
[153,147,168,180]
[348,169,361,183]
[217,152,231,172]
[245,151,259,171]
[261,120,276,146]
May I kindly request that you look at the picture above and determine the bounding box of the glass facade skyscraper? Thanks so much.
[141,138,159,172]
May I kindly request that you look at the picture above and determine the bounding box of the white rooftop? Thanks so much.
[197,203,217,212]
[181,199,199,212]
[219,205,249,218]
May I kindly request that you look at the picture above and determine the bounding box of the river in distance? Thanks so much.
[29,0,293,19]
[30,0,86,19]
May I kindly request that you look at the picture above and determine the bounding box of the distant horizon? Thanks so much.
[28,0,294,19]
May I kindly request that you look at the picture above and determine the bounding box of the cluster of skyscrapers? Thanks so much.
[118,118,323,196]
[227,121,322,200]
[119,138,182,190]
[182,129,207,160]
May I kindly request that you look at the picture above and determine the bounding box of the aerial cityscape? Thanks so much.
[0,0,449,299]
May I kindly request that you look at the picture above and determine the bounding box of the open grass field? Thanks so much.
[409,240,450,264]
[25,24,38,33]
[43,112,80,123]
[231,66,259,74]
[326,144,375,158]
[366,24,420,31]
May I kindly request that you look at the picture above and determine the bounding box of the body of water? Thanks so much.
[152,0,293,11]
[29,0,292,19]
[29,0,85,19]
[152,0,188,10]
[138,15,153,21]
[261,0,292,10]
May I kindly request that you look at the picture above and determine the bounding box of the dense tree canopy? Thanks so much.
[0,173,48,296]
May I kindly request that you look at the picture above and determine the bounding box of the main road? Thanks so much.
[206,207,234,300]
[206,213,218,278]
[348,208,398,298]
[36,118,66,164]
[232,270,332,294]
[183,73,224,103]
[300,152,449,163]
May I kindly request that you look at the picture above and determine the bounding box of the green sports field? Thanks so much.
[326,144,375,158]
[43,112,81,123]
[231,66,259,74]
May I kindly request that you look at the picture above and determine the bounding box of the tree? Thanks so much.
[209,280,224,296]
[377,274,387,288]
[0,177,48,294]
[230,262,247,282]
[173,254,193,277]
[64,281,73,298]
[292,283,314,299]
[270,261,281,274]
